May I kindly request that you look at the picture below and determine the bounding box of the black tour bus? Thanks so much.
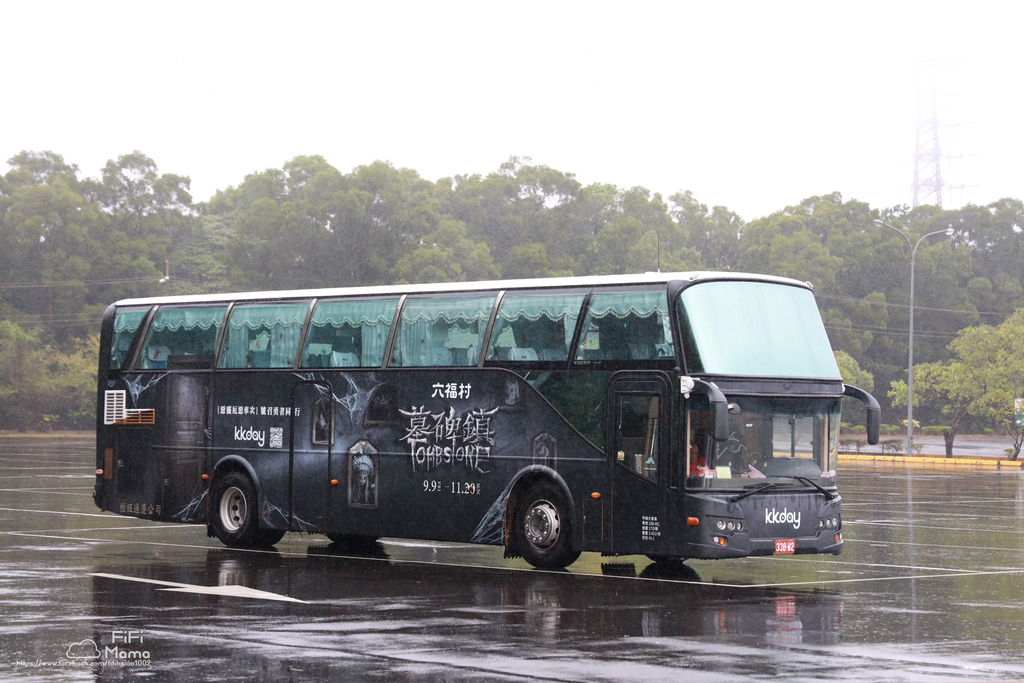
[94,272,879,569]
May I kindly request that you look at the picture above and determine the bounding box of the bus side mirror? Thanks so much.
[684,377,730,442]
[712,398,730,442]
[844,384,880,445]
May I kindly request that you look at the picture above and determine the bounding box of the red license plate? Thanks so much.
[775,539,795,554]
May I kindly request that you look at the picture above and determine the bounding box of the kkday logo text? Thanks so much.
[234,426,265,447]
[765,507,801,530]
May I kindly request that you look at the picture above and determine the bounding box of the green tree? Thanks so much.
[321,161,438,286]
[835,350,874,393]
[669,190,744,269]
[501,242,573,279]
[391,246,464,284]
[739,197,844,290]
[97,150,194,247]
[0,321,97,431]
[442,157,586,277]
[582,186,696,275]
[889,310,1024,458]
[959,310,1024,459]
[168,214,235,295]
[392,217,498,284]
[0,155,125,341]
[3,150,79,187]
[836,349,876,435]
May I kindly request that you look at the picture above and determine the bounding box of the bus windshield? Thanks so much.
[678,280,841,378]
[687,397,840,489]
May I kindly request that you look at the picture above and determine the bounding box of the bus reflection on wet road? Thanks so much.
[4,435,1024,681]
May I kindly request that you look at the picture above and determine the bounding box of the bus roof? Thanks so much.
[112,271,812,307]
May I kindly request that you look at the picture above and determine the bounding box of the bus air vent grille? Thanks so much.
[104,391,126,425]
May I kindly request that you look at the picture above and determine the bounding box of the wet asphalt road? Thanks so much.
[4,435,1024,682]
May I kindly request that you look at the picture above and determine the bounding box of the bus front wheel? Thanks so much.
[211,472,283,548]
[515,481,580,569]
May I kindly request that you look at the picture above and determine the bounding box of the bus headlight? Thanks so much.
[712,517,743,534]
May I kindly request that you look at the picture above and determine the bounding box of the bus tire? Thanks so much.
[515,481,580,569]
[211,472,279,548]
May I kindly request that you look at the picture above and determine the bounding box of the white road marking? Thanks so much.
[7,517,1024,592]
[0,507,126,519]
[91,572,308,603]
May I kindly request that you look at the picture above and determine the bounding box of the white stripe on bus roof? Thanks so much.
[113,271,810,307]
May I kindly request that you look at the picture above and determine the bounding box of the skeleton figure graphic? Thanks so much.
[348,442,378,508]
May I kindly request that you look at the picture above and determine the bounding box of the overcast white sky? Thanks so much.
[3,1,1021,221]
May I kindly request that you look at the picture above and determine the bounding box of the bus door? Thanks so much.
[290,381,334,533]
[608,373,670,557]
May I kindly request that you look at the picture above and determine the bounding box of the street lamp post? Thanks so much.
[873,219,953,456]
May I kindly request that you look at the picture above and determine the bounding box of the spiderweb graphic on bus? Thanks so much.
[122,373,168,406]
[293,372,383,427]
[172,489,208,523]
[471,481,512,545]
[337,373,381,418]
[260,497,319,533]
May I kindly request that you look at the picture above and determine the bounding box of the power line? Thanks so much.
[824,323,960,342]
[3,313,99,322]
[0,277,165,290]
[815,292,1004,318]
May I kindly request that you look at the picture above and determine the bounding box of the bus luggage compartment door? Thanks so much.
[608,374,669,557]
[161,373,209,521]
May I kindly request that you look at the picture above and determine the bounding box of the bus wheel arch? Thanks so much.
[507,468,580,569]
[208,458,283,548]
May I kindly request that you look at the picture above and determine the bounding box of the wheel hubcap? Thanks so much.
[524,500,560,549]
[219,486,247,532]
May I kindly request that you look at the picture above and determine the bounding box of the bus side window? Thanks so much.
[617,394,658,481]
[110,308,148,371]
[487,291,585,363]
[576,290,674,362]
[220,302,309,369]
[392,294,496,367]
[136,306,225,370]
[301,299,399,368]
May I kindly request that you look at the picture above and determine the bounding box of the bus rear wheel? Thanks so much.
[515,481,580,569]
[211,472,283,548]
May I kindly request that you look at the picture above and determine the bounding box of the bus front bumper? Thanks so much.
[683,530,844,559]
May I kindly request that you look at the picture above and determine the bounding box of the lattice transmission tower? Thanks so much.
[912,62,964,208]
[913,64,943,207]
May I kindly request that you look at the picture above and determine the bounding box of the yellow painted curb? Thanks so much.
[838,453,1023,469]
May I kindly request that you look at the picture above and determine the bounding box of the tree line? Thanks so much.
[2,149,1023,445]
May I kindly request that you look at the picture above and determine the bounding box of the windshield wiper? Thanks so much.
[729,477,836,503]
[789,475,837,501]
[730,482,785,502]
